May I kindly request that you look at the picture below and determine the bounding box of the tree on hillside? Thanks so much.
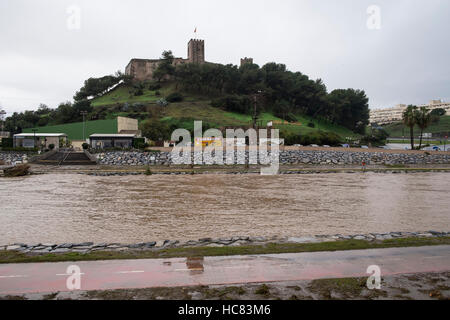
[140,119,171,141]
[402,105,418,150]
[415,106,432,149]
[36,104,51,115]
[430,108,446,117]
[154,50,175,82]
[430,108,445,124]
[74,74,125,101]
[326,89,370,134]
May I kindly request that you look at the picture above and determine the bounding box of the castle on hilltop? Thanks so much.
[125,39,252,81]
[125,39,206,81]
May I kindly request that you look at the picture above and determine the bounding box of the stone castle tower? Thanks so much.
[240,57,254,67]
[187,39,205,64]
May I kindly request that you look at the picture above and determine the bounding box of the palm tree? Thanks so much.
[415,107,432,149]
[402,105,418,150]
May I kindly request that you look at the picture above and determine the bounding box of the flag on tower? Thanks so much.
[194,27,197,34]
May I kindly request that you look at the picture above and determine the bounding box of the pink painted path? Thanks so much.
[0,245,449,295]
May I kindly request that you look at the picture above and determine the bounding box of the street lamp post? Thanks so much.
[32,129,38,149]
[80,111,88,142]
[252,91,262,130]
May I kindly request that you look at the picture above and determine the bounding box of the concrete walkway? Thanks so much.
[0,245,449,295]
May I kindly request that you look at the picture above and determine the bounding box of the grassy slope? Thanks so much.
[384,116,450,137]
[91,85,158,107]
[90,83,359,138]
[23,119,117,141]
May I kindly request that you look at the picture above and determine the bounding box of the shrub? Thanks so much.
[430,108,446,117]
[360,128,389,147]
[166,92,184,103]
[285,113,298,123]
[255,284,270,296]
[1,147,38,152]
[131,103,146,112]
[307,122,315,128]
[121,103,130,112]
[148,83,162,91]
[155,91,161,96]
[156,99,169,107]
[283,131,342,146]
[1,137,13,148]
[133,138,146,149]
[48,144,55,150]
[82,143,89,150]
[145,167,152,175]
[134,88,144,96]
[211,95,252,114]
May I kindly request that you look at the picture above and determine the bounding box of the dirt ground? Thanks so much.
[2,272,448,300]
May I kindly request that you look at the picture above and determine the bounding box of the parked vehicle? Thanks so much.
[422,145,442,151]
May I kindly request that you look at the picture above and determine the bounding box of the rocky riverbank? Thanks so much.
[95,150,450,166]
[80,168,450,177]
[2,231,448,255]
[0,152,29,164]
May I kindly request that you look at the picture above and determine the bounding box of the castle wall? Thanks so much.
[125,58,187,81]
[125,59,159,81]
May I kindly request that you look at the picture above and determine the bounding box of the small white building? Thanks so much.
[13,133,67,150]
[89,133,137,149]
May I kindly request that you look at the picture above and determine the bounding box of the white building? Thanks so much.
[13,133,67,150]
[370,100,450,125]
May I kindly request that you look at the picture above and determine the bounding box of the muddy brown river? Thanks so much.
[0,173,449,244]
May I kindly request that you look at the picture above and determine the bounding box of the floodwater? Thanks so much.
[0,173,449,243]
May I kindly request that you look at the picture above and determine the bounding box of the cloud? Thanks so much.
[0,0,449,115]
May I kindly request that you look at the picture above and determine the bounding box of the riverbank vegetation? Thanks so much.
[0,236,448,264]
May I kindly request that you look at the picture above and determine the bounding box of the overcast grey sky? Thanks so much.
[1,0,449,115]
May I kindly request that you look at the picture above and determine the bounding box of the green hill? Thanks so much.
[23,119,117,141]
[383,116,450,137]
[90,84,359,140]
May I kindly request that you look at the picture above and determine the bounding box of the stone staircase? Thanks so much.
[36,151,97,166]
